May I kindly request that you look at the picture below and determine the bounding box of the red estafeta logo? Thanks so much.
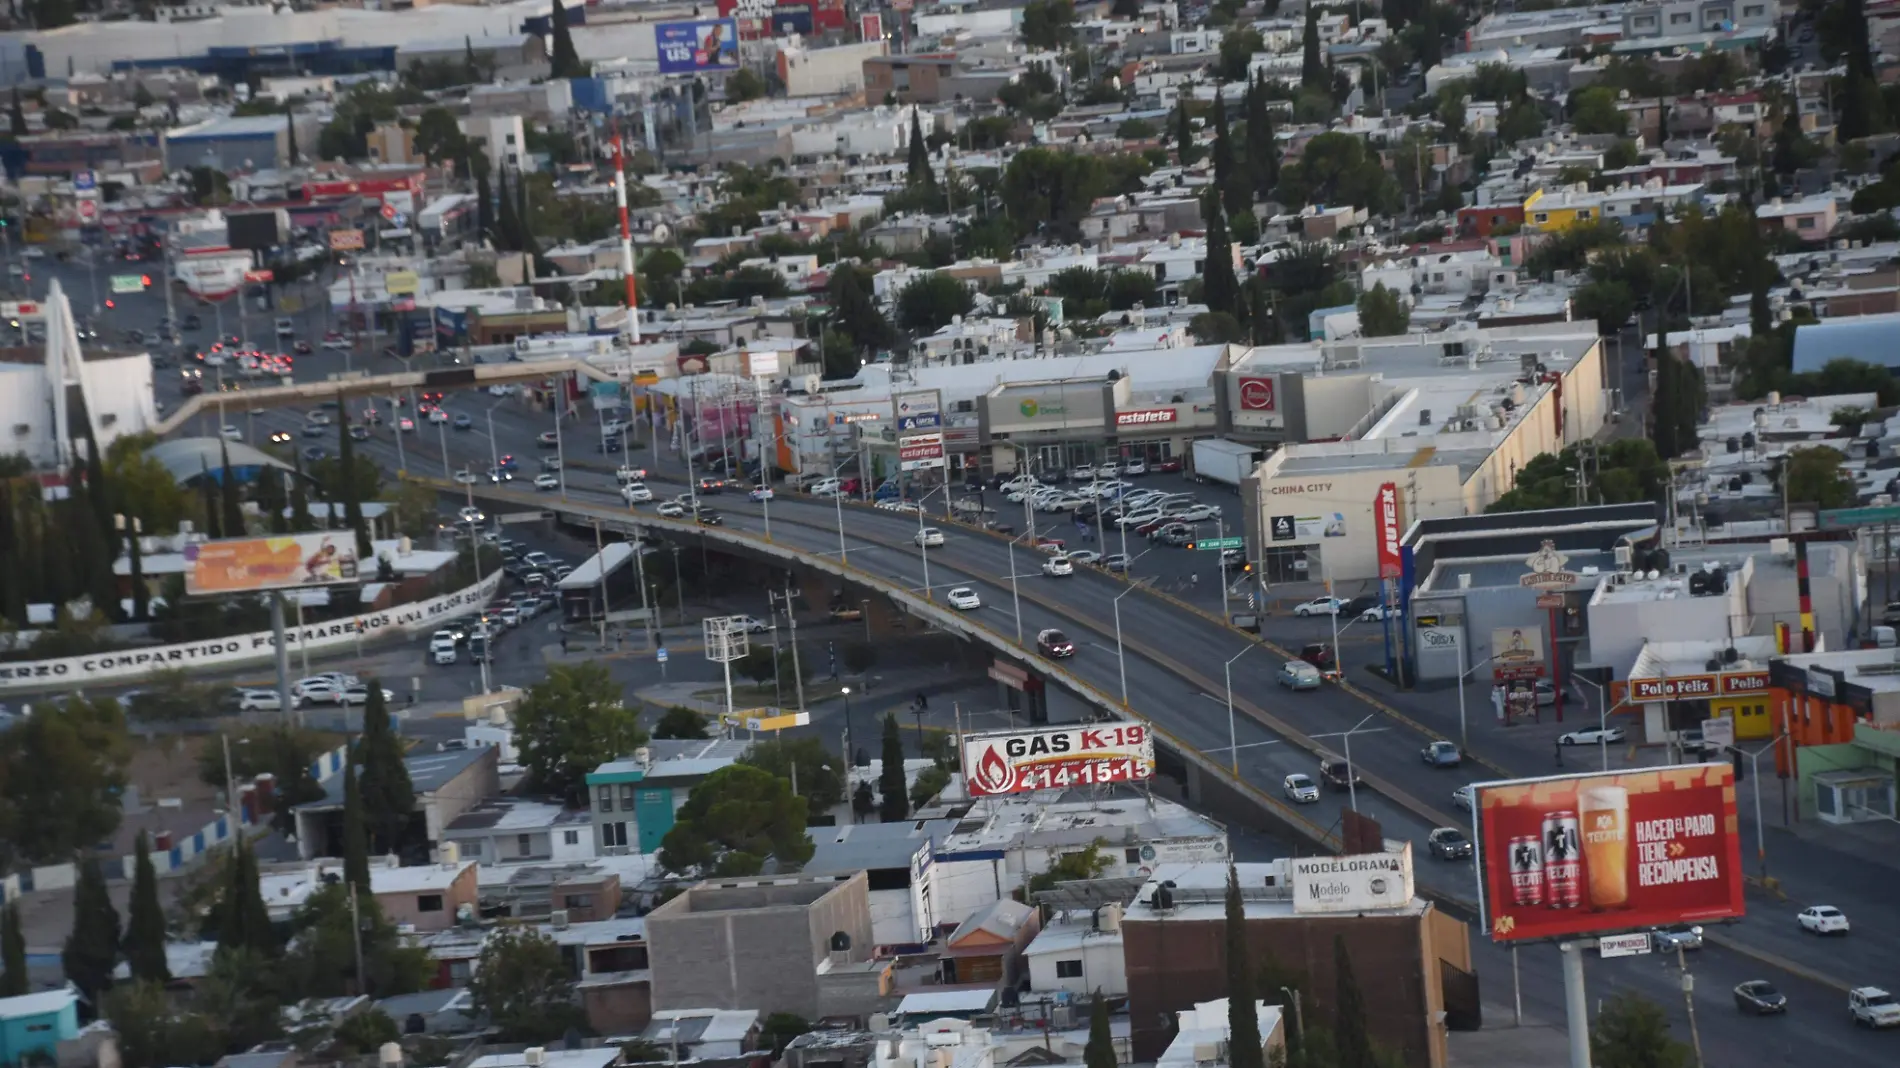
[1239,377,1276,411]
[1116,408,1177,427]
[1376,481,1402,579]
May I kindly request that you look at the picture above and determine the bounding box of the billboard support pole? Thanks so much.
[271,592,293,725]
[1561,942,1591,1068]
[1511,946,1521,1027]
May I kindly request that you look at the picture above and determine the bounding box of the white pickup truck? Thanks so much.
[1850,987,1900,1028]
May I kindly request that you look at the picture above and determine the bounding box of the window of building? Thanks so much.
[518,834,533,856]
[597,785,613,812]
[1533,213,1549,224]
[1798,216,1816,229]
[603,822,629,848]
[417,894,444,912]
[1634,14,1656,26]
[564,893,595,910]
[619,784,636,808]
[1056,960,1084,978]
[1743,3,1764,13]
[462,840,481,857]
[25,1024,52,1034]
[564,830,581,846]
[1577,209,1593,220]
[449,960,473,984]
[1670,11,1691,22]
[1706,6,1730,20]
[1736,103,1756,115]
[1124,847,1142,864]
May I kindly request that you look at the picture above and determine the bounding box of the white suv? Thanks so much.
[430,632,458,665]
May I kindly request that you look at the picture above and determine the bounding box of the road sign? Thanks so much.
[1194,536,1243,551]
[73,170,95,191]
[656,647,669,663]
[1702,716,1735,749]
[381,202,397,220]
[1818,504,1900,529]
[1597,933,1653,958]
[109,274,146,294]
[76,198,96,220]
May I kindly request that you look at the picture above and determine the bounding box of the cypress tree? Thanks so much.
[218,437,244,538]
[342,755,371,895]
[127,517,147,621]
[515,168,538,259]
[62,856,120,1006]
[357,683,416,855]
[199,458,221,539]
[216,840,276,957]
[1,901,27,997]
[288,446,311,532]
[1245,73,1278,199]
[1652,340,1680,459]
[549,0,585,79]
[335,400,370,558]
[877,713,909,821]
[0,482,19,625]
[1174,85,1197,166]
[475,164,495,240]
[1201,188,1241,321]
[123,832,170,985]
[495,166,519,251]
[1211,88,1246,220]
[284,102,298,165]
[1224,866,1265,1068]
[464,35,480,84]
[1301,5,1324,90]
[1083,993,1116,1068]
[1333,935,1375,1068]
[906,107,934,190]
[8,88,24,139]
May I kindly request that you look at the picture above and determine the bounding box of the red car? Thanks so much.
[293,340,312,354]
[1037,628,1076,658]
[1153,458,1184,473]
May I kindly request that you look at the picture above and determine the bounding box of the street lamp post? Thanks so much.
[1571,674,1627,772]
[1454,648,1496,751]
[1224,645,1256,775]
[1342,712,1378,813]
[1007,530,1025,645]
[841,685,856,767]
[831,456,853,562]
[916,501,933,600]
[1737,731,1791,879]
[1113,586,1137,710]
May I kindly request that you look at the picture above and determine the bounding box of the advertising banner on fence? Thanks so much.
[655,19,741,73]
[963,724,1154,797]
[184,533,362,595]
[1289,846,1416,914]
[1476,764,1745,942]
[0,571,501,691]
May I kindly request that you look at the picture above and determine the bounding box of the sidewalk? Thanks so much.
[1446,1006,1568,1067]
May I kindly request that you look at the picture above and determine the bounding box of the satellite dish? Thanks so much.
[651,222,673,243]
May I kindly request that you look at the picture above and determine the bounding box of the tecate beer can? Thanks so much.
[1507,835,1544,907]
[1542,811,1582,909]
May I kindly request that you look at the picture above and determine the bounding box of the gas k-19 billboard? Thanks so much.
[1475,764,1745,943]
[962,724,1154,797]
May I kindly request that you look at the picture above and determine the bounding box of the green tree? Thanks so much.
[1781,446,1857,509]
[282,882,429,998]
[333,1008,401,1055]
[1573,279,1635,335]
[741,737,846,819]
[1279,132,1399,214]
[342,757,371,895]
[1301,4,1324,88]
[413,106,467,165]
[124,833,170,985]
[1570,86,1628,136]
[0,693,130,867]
[1027,839,1109,892]
[1020,0,1077,50]
[195,946,284,1053]
[827,263,894,362]
[1333,935,1375,1068]
[658,764,815,876]
[216,839,276,957]
[1357,282,1410,336]
[1174,89,1197,166]
[895,272,975,334]
[514,662,646,805]
[1211,88,1248,219]
[1219,28,1265,83]
[548,0,587,78]
[907,107,934,189]
[1189,311,1246,344]
[1,902,28,997]
[468,926,586,1042]
[726,68,767,103]
[334,403,371,557]
[63,856,121,1005]
[1201,190,1242,321]
[1084,995,1116,1068]
[1225,866,1265,1068]
[653,706,709,740]
[1244,74,1279,198]
[1592,991,1691,1068]
[103,980,223,1068]
[356,684,415,854]
[878,714,909,822]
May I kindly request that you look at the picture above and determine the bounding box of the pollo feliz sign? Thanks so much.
[962,725,1155,797]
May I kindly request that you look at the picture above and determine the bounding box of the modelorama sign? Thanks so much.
[1475,764,1745,943]
[962,724,1155,797]
[0,571,503,691]
[1288,846,1415,914]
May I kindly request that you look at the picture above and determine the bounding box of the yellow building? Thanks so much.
[1522,188,1603,232]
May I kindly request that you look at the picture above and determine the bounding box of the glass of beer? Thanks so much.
[1579,784,1631,910]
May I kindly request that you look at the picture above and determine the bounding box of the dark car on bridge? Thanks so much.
[453,413,474,430]
[1733,980,1787,1015]
[1037,629,1076,658]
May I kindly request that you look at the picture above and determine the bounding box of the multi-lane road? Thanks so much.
[35,257,1900,1063]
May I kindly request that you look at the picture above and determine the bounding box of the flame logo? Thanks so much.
[973,745,1015,795]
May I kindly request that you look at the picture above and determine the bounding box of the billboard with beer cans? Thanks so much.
[1475,764,1745,943]
[962,724,1154,797]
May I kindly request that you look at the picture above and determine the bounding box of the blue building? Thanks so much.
[0,986,80,1064]
[587,739,750,855]
[1790,311,1900,374]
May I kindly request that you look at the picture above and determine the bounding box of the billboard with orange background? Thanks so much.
[184,533,362,595]
[1475,764,1745,943]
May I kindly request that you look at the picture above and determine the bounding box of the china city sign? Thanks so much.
[962,724,1154,797]
[1520,540,1580,591]
[1474,764,1745,943]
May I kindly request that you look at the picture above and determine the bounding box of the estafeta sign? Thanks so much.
[1115,408,1177,427]
[1288,848,1415,914]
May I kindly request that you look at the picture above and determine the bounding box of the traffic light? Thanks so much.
[104,299,114,308]
[140,274,151,286]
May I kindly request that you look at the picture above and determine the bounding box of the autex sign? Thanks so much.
[1375,481,1404,580]
[1115,408,1177,428]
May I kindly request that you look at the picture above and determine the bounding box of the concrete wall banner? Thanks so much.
[0,571,502,693]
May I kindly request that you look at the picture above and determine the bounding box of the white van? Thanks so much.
[429,631,458,665]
